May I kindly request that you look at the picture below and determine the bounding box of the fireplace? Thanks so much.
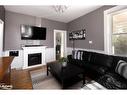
[22,46,46,69]
[28,53,41,66]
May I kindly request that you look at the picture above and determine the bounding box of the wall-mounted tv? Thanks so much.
[21,25,46,40]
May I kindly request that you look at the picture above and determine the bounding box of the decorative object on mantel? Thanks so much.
[69,29,86,40]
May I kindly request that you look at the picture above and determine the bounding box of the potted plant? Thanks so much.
[59,57,67,67]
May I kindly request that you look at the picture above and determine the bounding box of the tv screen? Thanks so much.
[21,25,46,40]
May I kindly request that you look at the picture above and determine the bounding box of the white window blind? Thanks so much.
[112,11,127,56]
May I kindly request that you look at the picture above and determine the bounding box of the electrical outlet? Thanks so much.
[89,41,93,44]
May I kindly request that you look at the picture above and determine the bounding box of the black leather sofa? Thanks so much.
[67,50,127,89]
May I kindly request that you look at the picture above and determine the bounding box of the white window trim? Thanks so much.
[104,5,127,55]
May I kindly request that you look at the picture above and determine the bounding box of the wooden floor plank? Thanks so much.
[11,69,33,89]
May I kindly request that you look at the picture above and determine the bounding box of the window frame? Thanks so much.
[104,6,127,56]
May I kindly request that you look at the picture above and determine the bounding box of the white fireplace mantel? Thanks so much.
[22,46,47,69]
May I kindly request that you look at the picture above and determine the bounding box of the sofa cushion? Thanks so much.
[90,52,113,68]
[98,67,108,74]
[115,60,127,79]
[82,51,91,62]
[72,50,78,59]
[111,55,127,71]
[68,58,85,67]
[84,63,108,75]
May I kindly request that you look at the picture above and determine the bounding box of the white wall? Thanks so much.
[45,48,55,62]
[4,50,23,69]
[67,47,73,55]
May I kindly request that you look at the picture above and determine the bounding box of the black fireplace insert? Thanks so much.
[28,53,42,66]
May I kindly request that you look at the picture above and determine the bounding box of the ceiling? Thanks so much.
[5,5,102,23]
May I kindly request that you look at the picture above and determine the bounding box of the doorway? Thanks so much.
[0,19,4,57]
[54,29,67,60]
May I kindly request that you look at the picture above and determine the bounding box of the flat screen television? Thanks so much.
[21,25,46,40]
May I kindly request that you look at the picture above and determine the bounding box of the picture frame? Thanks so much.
[69,29,86,40]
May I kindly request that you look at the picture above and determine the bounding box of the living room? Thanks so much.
[1,3,127,92]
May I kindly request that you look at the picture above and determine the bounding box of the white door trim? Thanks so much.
[0,19,4,57]
[104,5,127,54]
[54,29,67,60]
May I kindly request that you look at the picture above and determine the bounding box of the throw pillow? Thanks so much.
[77,51,83,60]
[80,51,83,60]
[115,60,127,79]
[72,50,83,60]
[72,50,78,59]
[77,51,80,60]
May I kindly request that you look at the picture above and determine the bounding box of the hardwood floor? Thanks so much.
[10,61,59,89]
[10,61,91,89]
[11,69,33,89]
[11,60,86,89]
[11,64,49,89]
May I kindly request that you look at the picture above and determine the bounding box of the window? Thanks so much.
[112,11,127,55]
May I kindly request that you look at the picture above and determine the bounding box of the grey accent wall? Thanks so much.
[4,11,67,50]
[0,6,5,22]
[40,18,67,47]
[4,6,114,50]
[67,6,114,51]
[5,11,35,50]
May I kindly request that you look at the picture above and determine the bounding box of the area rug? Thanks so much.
[30,69,83,89]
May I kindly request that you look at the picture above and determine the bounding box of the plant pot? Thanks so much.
[62,62,67,67]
